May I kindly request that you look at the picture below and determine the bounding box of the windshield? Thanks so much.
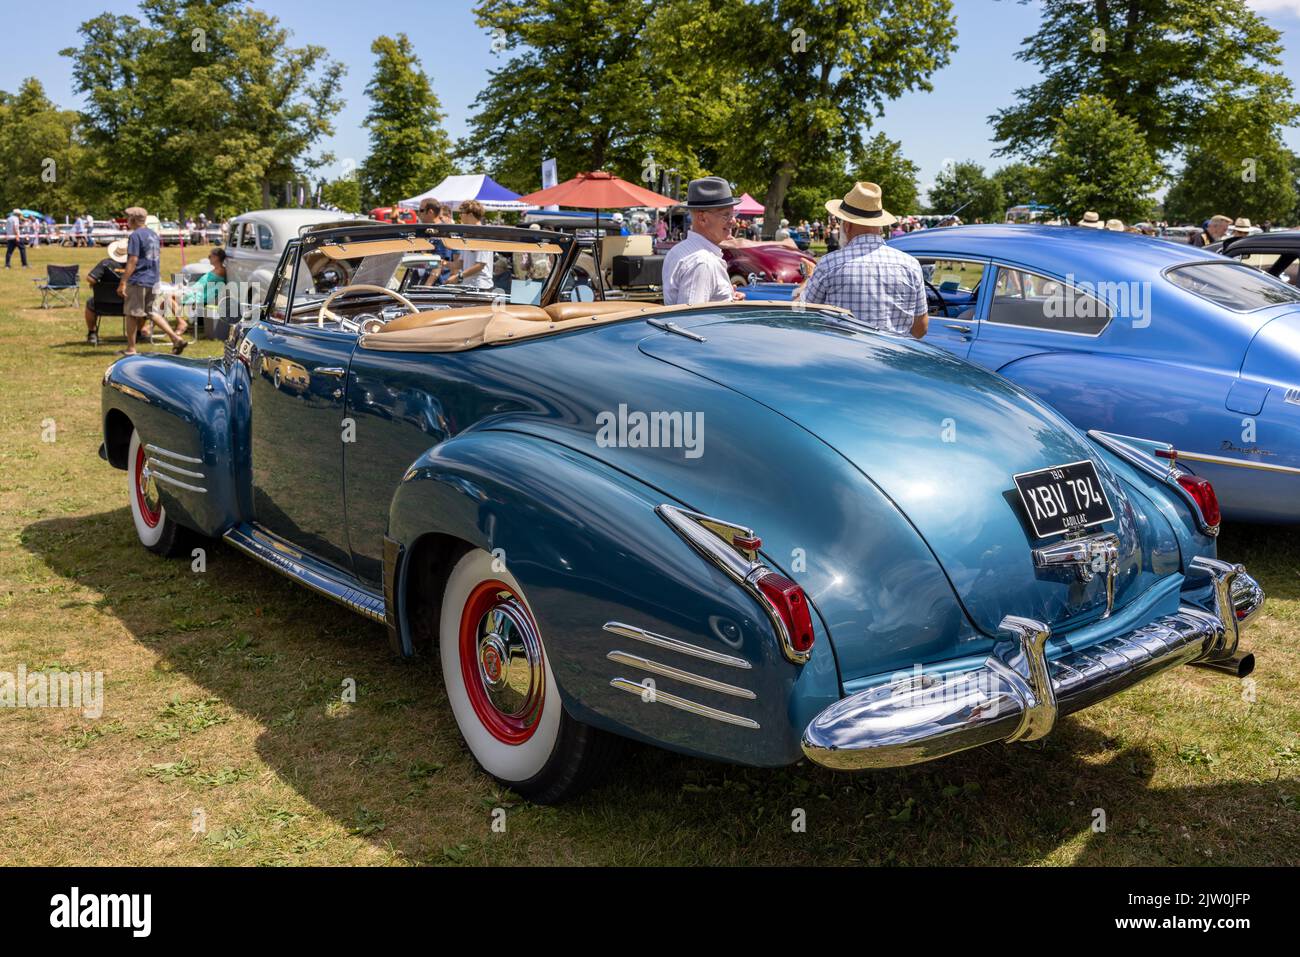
[1166,261,1300,311]
[272,224,581,324]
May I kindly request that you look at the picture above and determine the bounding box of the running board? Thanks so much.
[223,524,387,624]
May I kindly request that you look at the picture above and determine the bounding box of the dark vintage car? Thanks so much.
[101,221,1262,802]
[1207,230,1300,287]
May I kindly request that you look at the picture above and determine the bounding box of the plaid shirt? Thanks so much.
[801,233,926,335]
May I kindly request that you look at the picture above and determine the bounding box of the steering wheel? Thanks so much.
[924,279,947,317]
[317,284,419,328]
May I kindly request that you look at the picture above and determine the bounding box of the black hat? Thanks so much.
[684,176,741,210]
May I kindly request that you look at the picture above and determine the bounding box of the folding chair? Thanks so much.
[34,264,81,309]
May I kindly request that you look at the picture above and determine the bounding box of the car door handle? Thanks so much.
[315,367,347,377]
[944,323,973,335]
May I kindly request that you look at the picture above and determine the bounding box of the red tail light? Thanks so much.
[756,572,815,655]
[1176,473,1221,529]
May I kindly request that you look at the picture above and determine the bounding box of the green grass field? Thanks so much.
[1,244,1297,865]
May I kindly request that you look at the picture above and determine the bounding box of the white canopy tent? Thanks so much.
[400,174,534,212]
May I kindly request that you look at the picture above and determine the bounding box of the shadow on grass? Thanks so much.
[21,508,1299,865]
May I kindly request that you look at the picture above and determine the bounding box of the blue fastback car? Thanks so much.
[891,224,1300,524]
[100,222,1262,802]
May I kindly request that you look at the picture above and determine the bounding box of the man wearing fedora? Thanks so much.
[662,176,746,306]
[800,182,928,339]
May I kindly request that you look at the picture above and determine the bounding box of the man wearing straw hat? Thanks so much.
[799,182,928,339]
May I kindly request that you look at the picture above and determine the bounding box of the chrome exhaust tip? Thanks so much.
[1190,652,1255,679]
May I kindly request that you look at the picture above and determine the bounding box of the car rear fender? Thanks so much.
[386,428,841,766]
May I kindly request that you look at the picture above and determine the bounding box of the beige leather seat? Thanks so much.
[378,303,549,334]
[542,301,644,322]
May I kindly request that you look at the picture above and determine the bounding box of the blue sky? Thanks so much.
[5,0,1300,203]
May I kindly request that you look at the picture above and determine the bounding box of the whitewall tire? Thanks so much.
[126,429,193,557]
[438,548,618,802]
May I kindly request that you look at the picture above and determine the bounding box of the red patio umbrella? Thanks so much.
[518,171,678,279]
[517,170,676,210]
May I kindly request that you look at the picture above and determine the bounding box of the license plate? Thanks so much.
[1013,460,1115,539]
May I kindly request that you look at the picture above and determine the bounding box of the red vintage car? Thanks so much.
[657,237,817,285]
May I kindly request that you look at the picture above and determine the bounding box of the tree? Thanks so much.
[1164,139,1296,226]
[320,176,363,213]
[848,134,920,216]
[992,162,1041,213]
[1033,95,1163,223]
[0,79,85,217]
[927,161,1002,222]
[63,0,345,217]
[460,0,665,192]
[359,34,454,207]
[661,0,956,236]
[992,0,1299,160]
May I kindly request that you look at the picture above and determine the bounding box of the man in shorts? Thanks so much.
[117,206,186,356]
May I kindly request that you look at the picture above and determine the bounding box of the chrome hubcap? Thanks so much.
[475,597,543,720]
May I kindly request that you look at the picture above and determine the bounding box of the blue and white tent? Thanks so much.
[400,174,533,212]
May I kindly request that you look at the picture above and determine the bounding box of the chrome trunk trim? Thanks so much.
[602,621,751,669]
[802,562,1263,771]
[606,650,756,699]
[1032,532,1120,618]
[609,677,759,729]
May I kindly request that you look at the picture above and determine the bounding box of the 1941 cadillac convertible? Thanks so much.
[100,222,1264,803]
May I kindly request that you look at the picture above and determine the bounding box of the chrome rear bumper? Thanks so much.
[802,557,1262,771]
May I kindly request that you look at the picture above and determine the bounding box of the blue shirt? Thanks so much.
[800,232,926,335]
[126,226,160,286]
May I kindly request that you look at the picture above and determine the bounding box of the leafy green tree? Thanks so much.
[927,161,1002,222]
[992,162,1041,214]
[992,0,1298,160]
[0,79,85,218]
[660,0,956,236]
[320,176,363,213]
[1033,95,1163,223]
[359,34,454,207]
[461,0,664,192]
[1164,138,1297,226]
[848,134,921,216]
[63,0,345,218]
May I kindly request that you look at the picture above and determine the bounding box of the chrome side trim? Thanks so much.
[223,524,387,624]
[1285,387,1300,406]
[148,470,207,494]
[1154,447,1300,477]
[802,562,1263,771]
[603,621,751,670]
[147,457,205,480]
[606,650,756,699]
[609,677,759,729]
[144,443,203,465]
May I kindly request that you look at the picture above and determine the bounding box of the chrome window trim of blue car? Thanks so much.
[983,262,1114,339]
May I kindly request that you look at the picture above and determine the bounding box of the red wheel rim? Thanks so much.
[134,444,162,528]
[459,580,545,745]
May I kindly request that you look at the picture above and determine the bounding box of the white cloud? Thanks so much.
[1247,0,1300,17]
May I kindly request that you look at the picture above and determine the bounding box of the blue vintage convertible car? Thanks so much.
[890,225,1300,524]
[100,221,1263,802]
